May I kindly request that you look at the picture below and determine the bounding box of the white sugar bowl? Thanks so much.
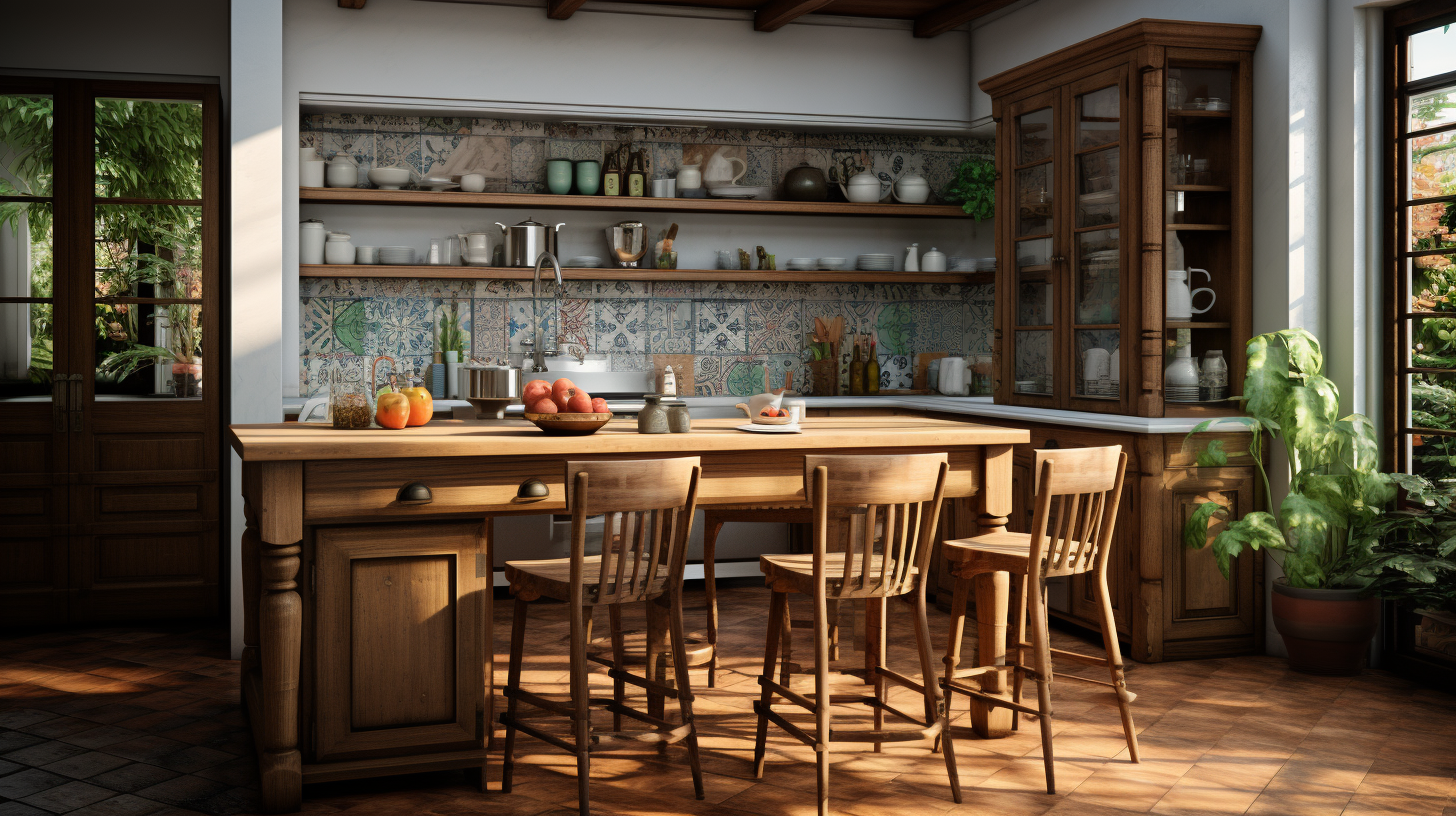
[921,247,947,272]
[324,232,355,265]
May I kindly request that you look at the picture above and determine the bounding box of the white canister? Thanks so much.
[677,163,702,190]
[324,232,355,265]
[921,247,947,272]
[300,146,321,164]
[446,361,464,399]
[300,220,327,265]
[1083,347,1111,383]
[461,173,486,193]
[300,160,326,188]
[355,245,377,265]
[325,156,358,188]
[938,356,967,396]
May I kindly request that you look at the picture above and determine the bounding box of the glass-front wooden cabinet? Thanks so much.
[985,20,1258,417]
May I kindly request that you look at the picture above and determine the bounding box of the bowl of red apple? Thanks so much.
[522,377,613,435]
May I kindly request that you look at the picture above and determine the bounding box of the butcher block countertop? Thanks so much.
[228,416,1029,462]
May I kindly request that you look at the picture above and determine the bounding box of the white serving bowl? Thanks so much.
[368,166,412,189]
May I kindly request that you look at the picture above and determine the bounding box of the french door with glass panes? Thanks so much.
[0,77,220,626]
[998,65,1133,414]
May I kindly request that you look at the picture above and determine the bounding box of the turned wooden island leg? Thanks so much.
[243,462,305,814]
[972,445,1015,738]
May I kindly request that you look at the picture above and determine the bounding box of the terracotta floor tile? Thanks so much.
[18,779,117,812]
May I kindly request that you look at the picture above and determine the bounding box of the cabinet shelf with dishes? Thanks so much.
[298,187,967,218]
[297,264,991,285]
[986,19,1254,418]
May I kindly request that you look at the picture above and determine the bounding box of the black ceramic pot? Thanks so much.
[782,163,828,202]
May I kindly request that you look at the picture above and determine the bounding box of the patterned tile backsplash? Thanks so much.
[299,278,994,398]
[301,114,992,202]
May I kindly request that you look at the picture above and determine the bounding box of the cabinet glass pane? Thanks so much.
[1409,25,1456,83]
[95,98,203,200]
[1017,164,1052,237]
[94,204,203,398]
[1077,86,1119,150]
[1409,85,1456,132]
[1409,130,1456,200]
[1016,268,1053,327]
[1077,148,1119,227]
[1410,201,1456,251]
[1165,67,1233,113]
[1411,316,1456,368]
[0,201,54,399]
[0,94,54,197]
[1017,107,1052,164]
[1075,229,1119,324]
[1014,330,1051,396]
[1016,237,1050,268]
[1076,329,1120,399]
[1408,374,1456,487]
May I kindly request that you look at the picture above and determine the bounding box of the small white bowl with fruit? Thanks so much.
[522,377,613,435]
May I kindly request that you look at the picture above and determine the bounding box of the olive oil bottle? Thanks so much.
[866,337,880,395]
[849,337,865,396]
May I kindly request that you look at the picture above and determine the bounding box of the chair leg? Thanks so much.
[914,587,961,805]
[754,590,787,778]
[500,597,529,794]
[813,587,833,816]
[867,598,886,753]
[608,603,626,733]
[1010,573,1028,732]
[826,599,841,662]
[779,593,794,687]
[666,590,705,800]
[569,597,592,816]
[1028,579,1056,795]
[1095,571,1139,763]
[941,573,971,748]
[703,515,724,689]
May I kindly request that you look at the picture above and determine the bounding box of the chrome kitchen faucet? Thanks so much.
[530,251,564,373]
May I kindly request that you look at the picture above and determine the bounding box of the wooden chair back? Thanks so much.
[565,457,702,605]
[1027,446,1127,579]
[804,453,949,599]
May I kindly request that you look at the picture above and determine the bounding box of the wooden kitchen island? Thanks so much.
[229,416,1028,813]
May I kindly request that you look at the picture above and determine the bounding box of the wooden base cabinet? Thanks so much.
[937,417,1263,663]
[295,522,492,785]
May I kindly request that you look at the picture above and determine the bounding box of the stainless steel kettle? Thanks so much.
[495,217,564,267]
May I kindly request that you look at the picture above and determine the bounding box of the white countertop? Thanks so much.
[284,394,1242,434]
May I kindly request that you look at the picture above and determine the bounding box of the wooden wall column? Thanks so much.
[243,461,304,813]
[971,444,1015,737]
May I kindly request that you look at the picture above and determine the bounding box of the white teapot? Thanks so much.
[840,171,882,203]
[892,172,931,204]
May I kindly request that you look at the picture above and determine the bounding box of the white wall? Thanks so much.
[1,0,228,81]
[280,0,979,396]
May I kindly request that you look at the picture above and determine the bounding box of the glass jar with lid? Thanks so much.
[329,371,372,429]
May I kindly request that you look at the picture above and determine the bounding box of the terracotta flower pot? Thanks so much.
[1271,578,1379,675]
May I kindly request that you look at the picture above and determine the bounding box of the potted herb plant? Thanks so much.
[1182,329,1454,674]
[942,157,995,221]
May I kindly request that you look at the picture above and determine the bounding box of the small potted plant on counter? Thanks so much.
[1182,328,1455,674]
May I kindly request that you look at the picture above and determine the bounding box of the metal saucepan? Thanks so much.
[495,217,564,267]
[466,365,522,419]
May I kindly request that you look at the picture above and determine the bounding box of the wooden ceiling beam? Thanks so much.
[547,0,589,20]
[338,0,366,8]
[754,0,836,32]
[913,0,1018,38]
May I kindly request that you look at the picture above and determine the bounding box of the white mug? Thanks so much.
[461,173,486,193]
[1084,347,1111,383]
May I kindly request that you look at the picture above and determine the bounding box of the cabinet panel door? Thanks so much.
[314,522,487,762]
[1164,467,1259,650]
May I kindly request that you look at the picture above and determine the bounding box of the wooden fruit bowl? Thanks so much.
[524,411,614,436]
[750,413,793,426]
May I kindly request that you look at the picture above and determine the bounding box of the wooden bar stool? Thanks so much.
[940,445,1137,794]
[752,453,961,816]
[500,457,705,816]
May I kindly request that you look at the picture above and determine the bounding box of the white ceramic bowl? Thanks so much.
[368,166,411,189]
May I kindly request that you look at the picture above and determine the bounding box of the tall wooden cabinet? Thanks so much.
[985,19,1258,417]
[974,19,1266,661]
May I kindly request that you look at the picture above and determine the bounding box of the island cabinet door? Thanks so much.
[311,521,488,763]
[1161,466,1262,659]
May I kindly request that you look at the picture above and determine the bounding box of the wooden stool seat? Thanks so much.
[504,556,671,605]
[753,453,961,816]
[943,531,1090,574]
[940,445,1138,796]
[759,553,917,598]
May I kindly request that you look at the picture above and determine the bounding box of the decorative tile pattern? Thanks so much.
[299,298,334,356]
[366,297,433,356]
[595,298,647,354]
[647,299,694,355]
[695,301,748,354]
[747,298,802,354]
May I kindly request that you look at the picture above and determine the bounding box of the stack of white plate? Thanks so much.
[1083,380,1118,397]
[786,258,817,270]
[818,257,847,270]
[1165,386,1201,402]
[567,256,602,268]
[857,254,895,271]
[379,246,416,265]
[977,257,998,270]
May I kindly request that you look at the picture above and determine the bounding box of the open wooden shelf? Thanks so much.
[1167,109,1233,119]
[299,187,967,218]
[299,264,991,285]
[1164,223,1231,231]
[1167,184,1231,193]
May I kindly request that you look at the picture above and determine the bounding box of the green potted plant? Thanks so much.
[1182,329,1453,674]
[93,231,203,396]
[942,157,995,221]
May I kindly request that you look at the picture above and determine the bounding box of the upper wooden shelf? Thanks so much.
[299,264,991,285]
[1167,109,1233,119]
[1167,185,1231,193]
[298,187,967,218]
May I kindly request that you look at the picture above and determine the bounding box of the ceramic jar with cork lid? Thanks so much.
[638,394,669,434]
[663,399,690,433]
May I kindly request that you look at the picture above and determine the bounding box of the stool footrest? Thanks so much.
[758,677,815,712]
[600,663,683,700]
[830,721,941,743]
[1049,646,1111,667]
[875,666,928,696]
[941,680,1045,718]
[754,701,818,749]
[589,721,694,750]
[1054,672,1137,701]
[504,687,575,718]
[499,715,576,753]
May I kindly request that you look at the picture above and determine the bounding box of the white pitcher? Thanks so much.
[1166,268,1215,321]
[457,232,492,263]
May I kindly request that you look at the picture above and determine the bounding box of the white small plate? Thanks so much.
[735,423,802,434]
